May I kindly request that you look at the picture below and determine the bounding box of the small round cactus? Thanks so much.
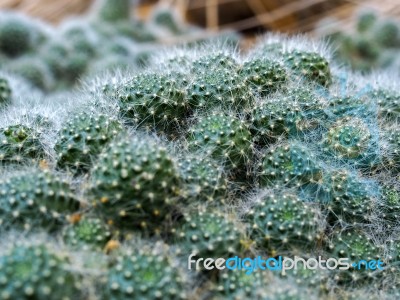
[117,73,189,134]
[259,142,321,188]
[104,247,187,300]
[90,134,181,232]
[250,89,326,144]
[173,207,247,258]
[95,0,131,22]
[304,170,375,224]
[0,77,12,107]
[188,112,253,170]
[0,124,46,165]
[369,89,400,121]
[55,112,123,174]
[326,230,382,284]
[246,191,322,254]
[322,117,377,167]
[240,58,287,96]
[0,243,82,299]
[283,50,331,86]
[0,170,81,231]
[178,153,228,203]
[0,17,31,57]
[186,69,253,110]
[63,217,112,251]
[209,270,270,299]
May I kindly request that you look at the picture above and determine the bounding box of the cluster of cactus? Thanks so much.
[322,11,400,72]
[0,0,238,92]
[1,3,400,297]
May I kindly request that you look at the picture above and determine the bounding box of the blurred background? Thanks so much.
[1,0,400,91]
[1,0,398,35]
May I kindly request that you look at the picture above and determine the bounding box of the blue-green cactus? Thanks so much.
[188,112,253,170]
[63,217,112,251]
[0,243,83,299]
[0,124,46,165]
[259,142,322,188]
[246,191,322,255]
[104,247,188,300]
[0,170,81,231]
[0,77,11,107]
[117,72,189,134]
[90,134,181,232]
[55,112,123,174]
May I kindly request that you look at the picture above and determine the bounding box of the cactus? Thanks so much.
[259,142,322,188]
[0,124,46,165]
[240,58,287,96]
[369,89,400,121]
[94,0,131,22]
[283,50,331,86]
[301,170,376,224]
[0,17,31,57]
[178,153,228,203]
[0,243,82,299]
[188,112,253,170]
[89,134,180,232]
[245,191,322,254]
[0,77,12,107]
[0,170,81,231]
[55,112,123,174]
[326,230,382,285]
[173,207,246,259]
[117,73,189,134]
[322,116,379,167]
[250,89,327,144]
[104,246,187,300]
[208,270,270,299]
[63,217,112,251]
[6,56,53,90]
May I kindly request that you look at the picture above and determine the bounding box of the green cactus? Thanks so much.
[63,217,112,251]
[90,135,180,232]
[55,112,123,174]
[151,7,184,35]
[303,170,375,224]
[0,18,31,57]
[240,58,287,96]
[326,230,382,284]
[369,89,400,121]
[104,248,187,300]
[0,124,46,165]
[6,56,52,90]
[246,191,322,254]
[0,170,81,231]
[374,20,400,48]
[173,208,247,258]
[0,243,82,299]
[117,73,189,134]
[384,128,400,170]
[378,185,400,224]
[178,153,228,203]
[259,142,321,188]
[322,116,378,167]
[95,0,131,22]
[0,77,12,107]
[209,270,270,299]
[250,89,326,144]
[283,50,331,86]
[187,69,254,110]
[356,12,377,33]
[188,112,253,170]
